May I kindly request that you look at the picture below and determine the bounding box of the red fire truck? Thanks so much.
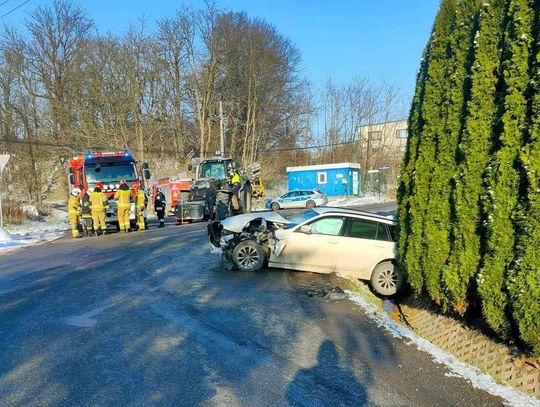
[68,150,151,230]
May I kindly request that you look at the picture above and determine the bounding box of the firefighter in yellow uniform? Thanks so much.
[114,179,132,233]
[229,169,241,211]
[135,184,147,231]
[68,188,82,238]
[90,183,109,236]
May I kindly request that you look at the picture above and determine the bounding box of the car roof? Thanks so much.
[312,206,396,224]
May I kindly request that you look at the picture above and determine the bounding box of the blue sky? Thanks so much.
[3,0,440,98]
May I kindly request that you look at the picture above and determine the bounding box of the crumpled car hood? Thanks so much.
[220,211,291,233]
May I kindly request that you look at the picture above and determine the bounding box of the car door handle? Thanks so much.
[375,244,385,248]
[327,241,338,245]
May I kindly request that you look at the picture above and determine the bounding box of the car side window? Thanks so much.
[348,218,378,240]
[347,218,390,241]
[387,224,397,242]
[306,216,345,236]
[282,192,292,199]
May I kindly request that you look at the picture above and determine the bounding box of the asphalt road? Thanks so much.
[0,205,505,407]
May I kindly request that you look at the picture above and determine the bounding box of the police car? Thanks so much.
[265,189,329,211]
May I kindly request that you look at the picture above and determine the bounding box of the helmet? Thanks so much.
[71,188,80,196]
[119,179,127,185]
[96,182,104,189]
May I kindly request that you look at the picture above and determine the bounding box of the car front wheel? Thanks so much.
[306,200,316,209]
[370,261,403,296]
[232,240,265,272]
[271,202,280,211]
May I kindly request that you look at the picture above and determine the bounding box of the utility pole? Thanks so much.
[219,100,225,157]
[0,154,10,228]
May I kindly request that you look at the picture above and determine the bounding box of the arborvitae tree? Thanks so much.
[397,49,429,276]
[479,0,535,338]
[421,0,481,306]
[404,0,457,293]
[444,0,509,315]
[509,4,540,355]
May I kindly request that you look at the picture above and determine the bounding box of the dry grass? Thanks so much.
[1,200,50,224]
[1,200,25,224]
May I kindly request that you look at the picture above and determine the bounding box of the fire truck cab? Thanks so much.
[68,150,151,230]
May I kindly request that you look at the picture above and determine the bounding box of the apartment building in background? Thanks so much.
[357,119,408,170]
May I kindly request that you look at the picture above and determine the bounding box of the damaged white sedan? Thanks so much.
[208,207,403,296]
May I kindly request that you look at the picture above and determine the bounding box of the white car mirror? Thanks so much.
[299,225,312,234]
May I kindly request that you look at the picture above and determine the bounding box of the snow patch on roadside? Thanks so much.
[0,208,68,253]
[327,194,391,208]
[0,227,14,243]
[345,290,540,407]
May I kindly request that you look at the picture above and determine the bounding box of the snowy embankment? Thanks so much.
[0,207,68,253]
[346,290,540,407]
[327,194,392,208]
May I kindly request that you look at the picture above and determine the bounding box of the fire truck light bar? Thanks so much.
[84,150,132,160]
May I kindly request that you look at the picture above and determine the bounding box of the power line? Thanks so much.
[0,0,30,20]
[0,137,359,156]
[261,139,356,153]
[0,1,12,8]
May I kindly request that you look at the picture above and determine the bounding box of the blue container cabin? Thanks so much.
[286,163,361,197]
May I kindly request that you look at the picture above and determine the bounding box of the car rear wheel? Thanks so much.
[370,261,403,296]
[232,240,265,272]
[271,202,280,211]
[306,200,316,209]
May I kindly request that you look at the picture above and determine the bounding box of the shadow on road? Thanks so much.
[286,339,368,406]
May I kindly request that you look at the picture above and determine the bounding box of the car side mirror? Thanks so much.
[144,169,151,180]
[69,174,75,185]
[142,162,149,170]
[299,225,312,234]
[188,164,193,171]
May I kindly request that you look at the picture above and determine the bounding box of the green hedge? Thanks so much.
[399,0,540,355]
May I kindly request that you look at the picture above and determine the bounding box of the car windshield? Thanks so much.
[201,162,226,180]
[85,163,137,183]
[280,209,319,227]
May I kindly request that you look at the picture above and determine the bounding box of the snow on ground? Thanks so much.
[346,291,540,407]
[0,207,68,254]
[327,194,391,208]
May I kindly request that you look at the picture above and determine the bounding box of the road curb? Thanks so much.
[336,276,540,402]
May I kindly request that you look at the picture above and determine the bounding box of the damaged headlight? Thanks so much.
[220,234,235,248]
